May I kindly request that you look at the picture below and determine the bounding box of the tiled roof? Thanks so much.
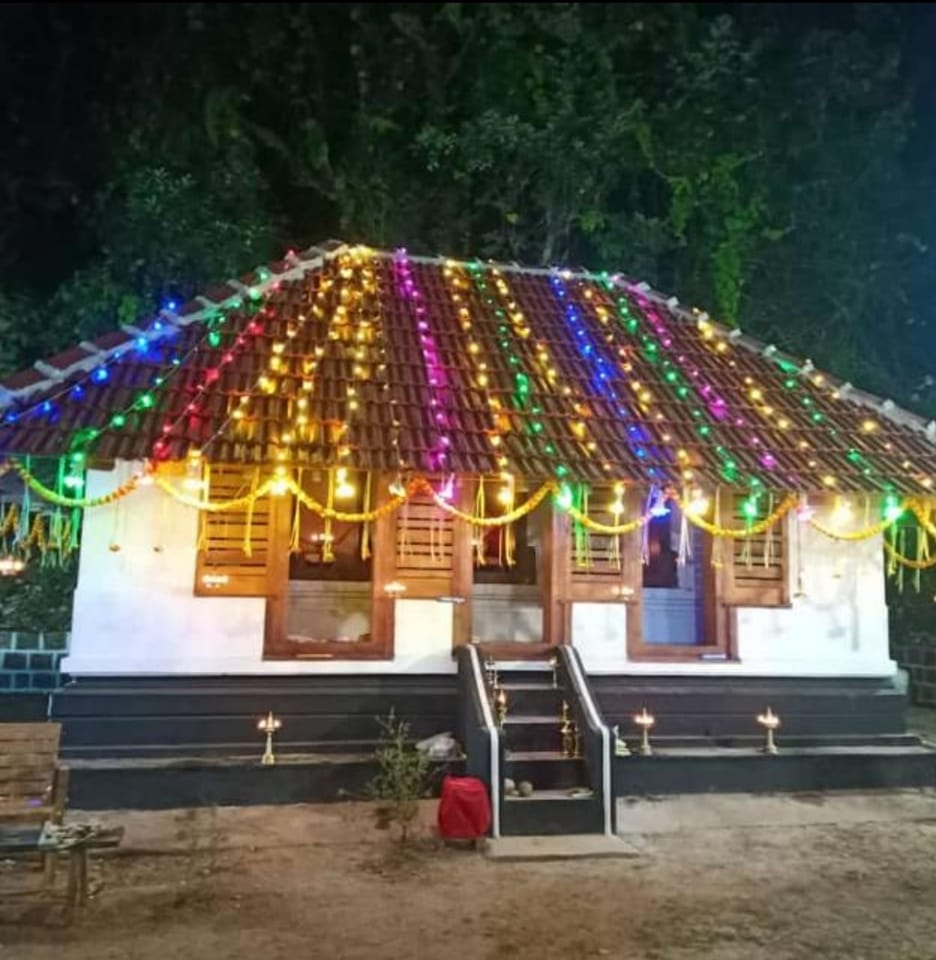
[2,241,935,494]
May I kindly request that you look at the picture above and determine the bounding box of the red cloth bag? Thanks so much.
[437,775,491,840]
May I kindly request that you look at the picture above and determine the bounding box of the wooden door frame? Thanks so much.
[467,492,566,661]
[626,524,734,662]
[262,473,395,661]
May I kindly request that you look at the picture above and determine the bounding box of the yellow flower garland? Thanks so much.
[882,538,936,570]
[12,460,139,507]
[680,494,798,539]
[422,478,556,527]
[2,457,927,551]
[565,506,649,535]
[909,499,936,540]
[807,513,902,542]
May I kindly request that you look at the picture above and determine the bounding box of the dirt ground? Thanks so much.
[2,795,936,960]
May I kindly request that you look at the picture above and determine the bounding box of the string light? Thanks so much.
[441,261,511,471]
[552,273,665,477]
[395,249,452,471]
[335,467,357,500]
[466,262,573,479]
[684,488,711,517]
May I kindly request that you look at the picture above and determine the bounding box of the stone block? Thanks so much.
[14,633,40,651]
[2,652,27,670]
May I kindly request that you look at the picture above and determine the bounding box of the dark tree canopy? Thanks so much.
[1,2,934,412]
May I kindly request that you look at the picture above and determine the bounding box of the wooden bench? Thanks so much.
[0,723,69,826]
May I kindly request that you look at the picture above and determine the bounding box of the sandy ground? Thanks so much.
[2,789,936,960]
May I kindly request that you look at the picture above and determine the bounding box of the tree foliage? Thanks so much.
[0,3,932,411]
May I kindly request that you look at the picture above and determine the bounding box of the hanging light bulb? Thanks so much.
[389,475,406,499]
[335,467,356,500]
[270,466,290,497]
[183,449,204,491]
[496,472,515,507]
[556,483,574,511]
[741,496,759,521]
[796,495,815,522]
[685,487,711,517]
[830,496,853,527]
[883,493,904,523]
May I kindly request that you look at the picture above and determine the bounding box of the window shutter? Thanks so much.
[195,464,276,597]
[569,484,643,604]
[393,477,457,597]
[718,490,789,607]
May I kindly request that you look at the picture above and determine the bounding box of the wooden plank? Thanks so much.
[261,489,292,655]
[0,725,60,744]
[450,478,475,649]
[370,472,397,658]
[543,499,569,646]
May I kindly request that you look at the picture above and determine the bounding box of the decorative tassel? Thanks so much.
[68,506,81,555]
[710,486,723,569]
[915,521,929,594]
[400,498,410,561]
[764,493,775,569]
[241,466,258,557]
[897,528,906,593]
[886,522,899,579]
[17,454,31,546]
[677,494,691,567]
[741,493,753,569]
[361,470,372,561]
[289,468,303,554]
[323,467,335,563]
[793,510,806,598]
[198,463,211,553]
[474,477,486,567]
[641,487,652,566]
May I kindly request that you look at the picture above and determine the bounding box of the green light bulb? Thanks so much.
[883,495,904,522]
[556,484,574,510]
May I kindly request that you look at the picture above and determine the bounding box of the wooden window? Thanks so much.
[472,476,536,585]
[281,468,376,653]
[394,477,457,597]
[717,490,790,608]
[195,464,274,597]
[264,470,394,660]
[569,484,643,604]
[288,469,371,582]
[470,477,546,652]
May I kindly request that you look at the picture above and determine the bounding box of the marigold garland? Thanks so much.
[882,538,936,570]
[421,477,555,527]
[908,499,936,540]
[565,506,649,535]
[680,494,798,539]
[807,511,904,542]
[4,457,931,550]
[11,460,139,507]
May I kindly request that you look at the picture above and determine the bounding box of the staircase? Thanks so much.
[496,667,603,835]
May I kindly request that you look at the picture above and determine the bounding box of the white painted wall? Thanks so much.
[572,518,895,678]
[67,463,894,678]
[65,463,455,675]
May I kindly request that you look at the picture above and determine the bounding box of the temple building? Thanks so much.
[2,240,934,833]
